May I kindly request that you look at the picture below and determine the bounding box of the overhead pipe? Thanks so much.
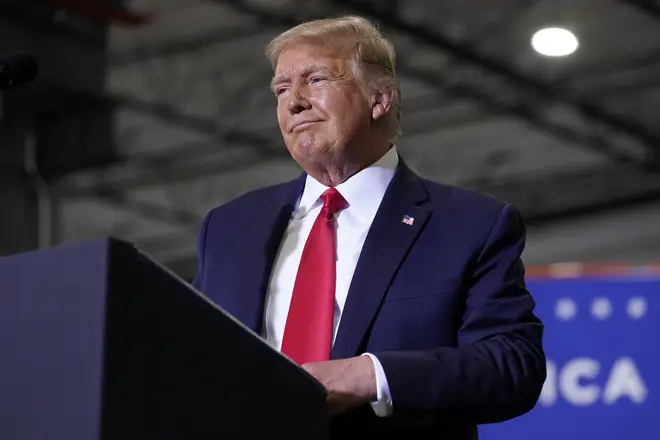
[49,0,152,26]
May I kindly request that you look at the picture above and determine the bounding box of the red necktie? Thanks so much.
[281,188,347,365]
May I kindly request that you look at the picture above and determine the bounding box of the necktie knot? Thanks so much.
[320,188,347,216]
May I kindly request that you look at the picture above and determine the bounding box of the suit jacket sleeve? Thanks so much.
[374,203,546,425]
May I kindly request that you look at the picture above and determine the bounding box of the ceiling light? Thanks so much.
[531,27,579,57]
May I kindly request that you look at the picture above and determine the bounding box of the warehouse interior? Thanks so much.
[1,0,659,278]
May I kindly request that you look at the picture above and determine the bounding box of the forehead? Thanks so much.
[274,44,350,77]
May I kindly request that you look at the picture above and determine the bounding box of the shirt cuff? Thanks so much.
[361,353,393,417]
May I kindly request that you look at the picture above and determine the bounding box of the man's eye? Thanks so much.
[310,77,326,83]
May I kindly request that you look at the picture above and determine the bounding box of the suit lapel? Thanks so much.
[332,163,431,359]
[233,175,305,333]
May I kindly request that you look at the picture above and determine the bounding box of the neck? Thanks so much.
[310,164,358,187]
[307,142,391,187]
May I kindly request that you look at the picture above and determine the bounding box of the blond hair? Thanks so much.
[266,16,402,141]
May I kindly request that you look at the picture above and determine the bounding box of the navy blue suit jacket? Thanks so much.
[192,161,546,439]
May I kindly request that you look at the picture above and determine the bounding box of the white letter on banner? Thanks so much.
[538,361,557,406]
[560,358,600,406]
[603,357,648,405]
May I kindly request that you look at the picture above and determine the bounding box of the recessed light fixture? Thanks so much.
[531,27,579,57]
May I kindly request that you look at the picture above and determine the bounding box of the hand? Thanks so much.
[302,356,377,416]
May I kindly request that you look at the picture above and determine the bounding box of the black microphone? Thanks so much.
[0,52,38,90]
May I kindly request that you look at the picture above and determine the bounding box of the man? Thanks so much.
[192,15,546,439]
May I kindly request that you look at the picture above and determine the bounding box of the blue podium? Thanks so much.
[0,238,329,440]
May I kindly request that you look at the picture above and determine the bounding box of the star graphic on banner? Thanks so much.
[555,298,577,320]
[591,297,612,320]
[627,297,647,320]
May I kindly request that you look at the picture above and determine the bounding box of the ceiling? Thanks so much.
[48,0,660,277]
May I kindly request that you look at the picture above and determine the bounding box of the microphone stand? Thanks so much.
[23,119,53,249]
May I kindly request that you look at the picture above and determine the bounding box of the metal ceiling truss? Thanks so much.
[56,0,660,254]
[617,0,660,22]
[326,0,660,167]
[558,53,660,87]
[109,23,270,66]
[76,0,657,229]
[214,0,658,170]
[87,0,657,193]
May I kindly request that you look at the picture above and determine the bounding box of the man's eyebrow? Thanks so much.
[270,74,289,91]
[270,67,333,90]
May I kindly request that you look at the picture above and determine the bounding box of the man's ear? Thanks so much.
[371,86,394,121]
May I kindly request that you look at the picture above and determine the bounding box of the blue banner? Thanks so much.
[481,276,658,439]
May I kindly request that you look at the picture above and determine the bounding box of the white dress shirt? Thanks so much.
[262,146,399,417]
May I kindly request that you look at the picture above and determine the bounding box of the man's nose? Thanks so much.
[287,89,312,114]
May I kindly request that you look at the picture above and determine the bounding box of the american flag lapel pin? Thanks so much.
[401,214,415,226]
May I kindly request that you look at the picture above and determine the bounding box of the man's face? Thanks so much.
[272,43,373,170]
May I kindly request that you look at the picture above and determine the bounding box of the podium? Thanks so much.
[0,238,329,440]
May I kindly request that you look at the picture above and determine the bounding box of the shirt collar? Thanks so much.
[296,146,399,221]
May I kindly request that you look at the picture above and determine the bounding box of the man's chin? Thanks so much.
[290,139,331,159]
